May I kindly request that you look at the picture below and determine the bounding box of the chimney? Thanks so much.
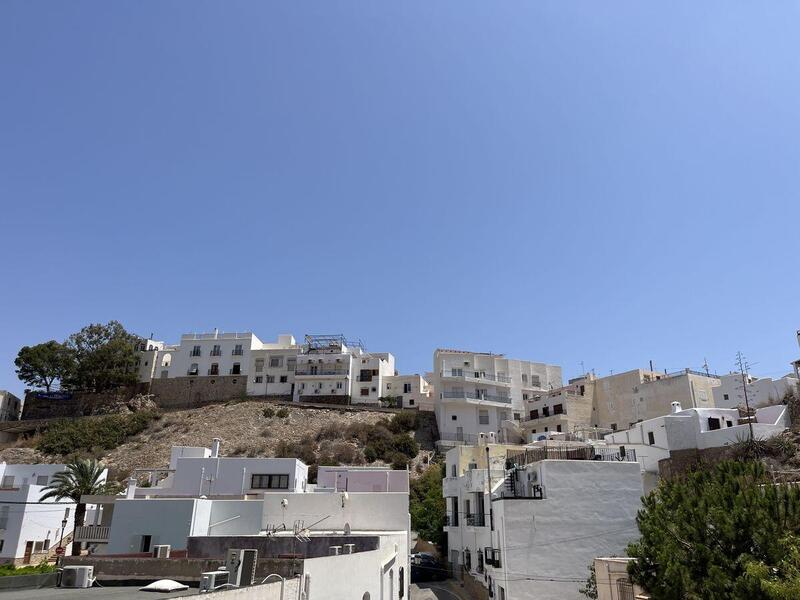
[211,438,221,458]
[126,477,137,499]
[344,544,355,554]
[671,401,682,414]
[329,546,342,556]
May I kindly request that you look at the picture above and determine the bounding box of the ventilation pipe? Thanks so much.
[126,477,137,499]
[211,438,221,458]
[671,401,682,414]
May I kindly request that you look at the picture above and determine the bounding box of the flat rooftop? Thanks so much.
[0,585,195,599]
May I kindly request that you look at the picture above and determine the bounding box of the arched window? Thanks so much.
[161,353,171,367]
[362,594,370,600]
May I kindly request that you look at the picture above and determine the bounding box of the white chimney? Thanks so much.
[126,477,137,499]
[671,401,682,414]
[211,438,221,458]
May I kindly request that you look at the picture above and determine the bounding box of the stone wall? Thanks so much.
[21,385,147,420]
[149,376,248,409]
[658,446,731,479]
[299,395,351,406]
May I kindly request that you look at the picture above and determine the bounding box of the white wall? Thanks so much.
[316,467,409,493]
[301,532,408,600]
[262,493,409,532]
[492,461,642,600]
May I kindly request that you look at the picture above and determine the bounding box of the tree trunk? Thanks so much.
[71,503,86,557]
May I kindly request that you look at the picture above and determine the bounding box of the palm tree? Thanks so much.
[40,459,119,556]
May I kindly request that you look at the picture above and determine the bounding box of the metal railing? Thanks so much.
[207,368,220,376]
[232,349,244,356]
[210,349,222,356]
[439,432,480,444]
[441,391,512,404]
[442,371,512,384]
[506,445,637,466]
[74,525,110,542]
[229,368,242,375]
[295,369,349,376]
[466,513,486,527]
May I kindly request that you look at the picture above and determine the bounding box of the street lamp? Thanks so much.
[58,507,70,565]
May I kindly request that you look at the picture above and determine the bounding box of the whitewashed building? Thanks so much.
[443,441,642,600]
[0,391,22,422]
[0,463,107,564]
[605,402,789,476]
[383,374,433,410]
[713,372,799,410]
[247,334,301,397]
[294,335,396,406]
[432,349,562,447]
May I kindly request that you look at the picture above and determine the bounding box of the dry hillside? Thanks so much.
[0,400,435,481]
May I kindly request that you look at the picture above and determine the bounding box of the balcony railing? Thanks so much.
[210,350,222,356]
[442,371,512,384]
[441,391,512,404]
[190,350,201,357]
[232,349,244,356]
[439,432,480,445]
[466,513,486,527]
[229,368,242,375]
[506,445,637,466]
[208,369,220,376]
[187,369,199,376]
[295,369,349,376]
[74,525,110,543]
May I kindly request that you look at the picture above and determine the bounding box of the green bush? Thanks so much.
[388,411,418,433]
[0,562,57,577]
[36,411,160,456]
[276,408,289,418]
[263,407,275,418]
[274,438,317,465]
[410,462,446,546]
[389,452,410,470]
[364,446,378,463]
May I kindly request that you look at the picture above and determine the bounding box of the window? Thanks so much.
[266,375,275,383]
[531,375,541,387]
[451,464,456,477]
[255,359,264,373]
[191,345,201,357]
[209,363,219,375]
[514,413,520,420]
[723,394,729,401]
[255,376,263,384]
[360,388,369,396]
[556,424,562,432]
[233,344,244,356]
[523,393,528,401]
[43,539,50,551]
[403,383,412,393]
[451,415,457,421]
[522,374,528,383]
[140,535,152,553]
[409,399,415,406]
[231,363,241,375]
[280,376,288,383]
[399,567,404,598]
[189,363,199,376]
[478,409,489,425]
[451,368,464,377]
[0,540,4,552]
[336,382,343,389]
[542,406,550,417]
[287,358,296,371]
[529,409,538,420]
[36,475,48,486]
[270,356,283,368]
[647,431,655,445]
[544,426,548,432]
[251,474,289,489]
[0,506,8,529]
[553,404,563,415]
[371,387,377,392]
[726,420,733,427]
[610,423,617,431]
[708,417,721,431]
[210,344,221,356]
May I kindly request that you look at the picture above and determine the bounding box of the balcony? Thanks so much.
[229,368,242,375]
[441,390,512,404]
[74,526,110,543]
[210,350,222,357]
[441,371,512,385]
[465,513,486,527]
[295,369,349,377]
[190,351,201,357]
[208,368,220,376]
[232,349,244,356]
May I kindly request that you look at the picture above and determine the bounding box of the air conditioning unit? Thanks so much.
[152,545,171,558]
[199,570,229,593]
[60,566,94,588]
[226,549,257,587]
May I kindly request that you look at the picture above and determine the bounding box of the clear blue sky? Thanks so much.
[2,2,799,397]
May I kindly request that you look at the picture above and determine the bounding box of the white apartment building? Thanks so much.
[134,339,169,383]
[443,441,643,600]
[294,335,396,406]
[606,402,789,476]
[0,391,22,422]
[383,374,433,410]
[432,349,562,447]
[713,372,799,410]
[0,463,107,564]
[247,334,301,397]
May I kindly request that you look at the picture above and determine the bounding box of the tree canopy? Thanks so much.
[64,321,140,392]
[410,461,446,546]
[628,460,800,600]
[14,340,74,392]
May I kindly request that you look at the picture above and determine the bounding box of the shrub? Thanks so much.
[36,411,161,456]
[274,438,317,465]
[276,408,289,418]
[388,411,418,433]
[0,562,57,577]
[263,407,275,418]
[331,442,361,465]
[389,452,410,470]
[364,446,378,463]
[389,433,419,459]
[317,424,344,442]
[409,462,446,546]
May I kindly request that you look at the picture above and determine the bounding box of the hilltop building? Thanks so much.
[712,372,798,410]
[431,348,562,448]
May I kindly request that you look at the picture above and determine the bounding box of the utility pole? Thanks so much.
[736,351,755,444]
[703,358,710,377]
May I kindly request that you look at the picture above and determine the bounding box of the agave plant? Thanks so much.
[40,459,119,555]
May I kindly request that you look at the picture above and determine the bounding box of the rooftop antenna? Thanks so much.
[703,358,710,377]
[736,351,756,445]
[580,361,585,376]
